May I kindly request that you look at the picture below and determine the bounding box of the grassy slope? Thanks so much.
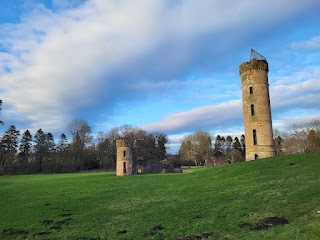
[0,153,320,239]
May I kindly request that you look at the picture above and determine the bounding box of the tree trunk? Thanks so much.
[0,153,5,175]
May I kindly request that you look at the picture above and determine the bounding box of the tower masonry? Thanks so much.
[116,140,133,176]
[239,51,275,160]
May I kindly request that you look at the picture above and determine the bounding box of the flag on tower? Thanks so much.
[250,49,266,61]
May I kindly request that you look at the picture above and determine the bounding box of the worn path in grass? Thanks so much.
[1,153,320,239]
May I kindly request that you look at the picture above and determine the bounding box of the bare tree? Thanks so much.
[67,119,92,169]
[280,120,320,155]
[179,131,214,166]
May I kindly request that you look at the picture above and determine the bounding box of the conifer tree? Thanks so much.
[0,125,20,174]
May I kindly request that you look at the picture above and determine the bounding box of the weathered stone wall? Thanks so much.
[240,60,275,160]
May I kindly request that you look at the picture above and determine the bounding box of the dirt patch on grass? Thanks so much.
[180,232,213,239]
[50,225,62,231]
[240,216,289,231]
[144,225,165,237]
[33,231,51,236]
[56,217,72,225]
[117,230,128,234]
[59,213,73,217]
[40,219,54,225]
[3,228,28,236]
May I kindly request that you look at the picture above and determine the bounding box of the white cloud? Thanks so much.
[142,64,320,135]
[141,100,243,133]
[271,66,320,110]
[292,35,320,50]
[273,114,320,129]
[0,0,319,134]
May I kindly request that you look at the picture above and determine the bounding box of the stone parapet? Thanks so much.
[239,60,268,76]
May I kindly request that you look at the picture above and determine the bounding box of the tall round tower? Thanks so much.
[239,50,275,160]
[116,140,133,176]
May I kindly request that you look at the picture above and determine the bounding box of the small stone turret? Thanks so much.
[239,55,275,160]
[116,140,133,176]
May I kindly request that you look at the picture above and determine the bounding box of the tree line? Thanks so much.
[0,101,168,175]
[273,120,320,155]
[1,99,319,174]
[177,120,320,166]
[178,130,245,166]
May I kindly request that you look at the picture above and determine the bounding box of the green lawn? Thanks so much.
[1,153,320,239]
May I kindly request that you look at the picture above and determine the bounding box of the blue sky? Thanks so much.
[1,0,320,153]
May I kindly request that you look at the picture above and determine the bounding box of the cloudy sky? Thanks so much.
[1,0,320,152]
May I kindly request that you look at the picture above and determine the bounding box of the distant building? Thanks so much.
[116,139,174,176]
[116,140,133,176]
[239,50,275,160]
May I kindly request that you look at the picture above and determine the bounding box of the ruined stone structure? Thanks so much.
[116,140,133,176]
[239,51,275,160]
[116,139,174,176]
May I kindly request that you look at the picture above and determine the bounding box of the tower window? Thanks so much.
[251,104,255,116]
[253,129,257,145]
[249,86,253,94]
[123,150,126,157]
[123,162,126,173]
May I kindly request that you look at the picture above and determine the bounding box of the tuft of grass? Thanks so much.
[0,153,320,239]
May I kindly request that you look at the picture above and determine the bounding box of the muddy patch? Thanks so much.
[144,225,165,237]
[180,232,213,240]
[117,230,128,234]
[56,217,72,225]
[40,219,54,225]
[3,228,28,236]
[240,216,289,231]
[50,225,62,231]
[33,231,51,236]
[59,213,73,217]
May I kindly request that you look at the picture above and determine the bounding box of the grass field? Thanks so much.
[1,153,320,239]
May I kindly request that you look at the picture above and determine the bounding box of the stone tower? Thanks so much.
[239,50,275,160]
[116,140,133,176]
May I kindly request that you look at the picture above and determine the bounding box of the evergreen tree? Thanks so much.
[153,132,168,160]
[2,125,20,153]
[0,125,20,174]
[46,132,55,152]
[240,134,246,158]
[19,130,33,154]
[57,133,68,152]
[19,130,33,169]
[34,129,48,171]
[226,135,233,152]
[231,137,244,162]
[233,137,241,151]
[214,135,223,158]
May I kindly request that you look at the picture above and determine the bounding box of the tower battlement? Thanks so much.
[239,59,268,76]
[116,139,127,148]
